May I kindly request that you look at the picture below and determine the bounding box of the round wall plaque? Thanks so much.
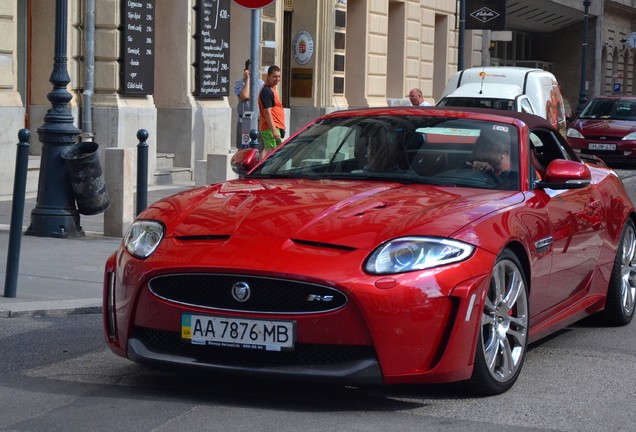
[292,31,314,65]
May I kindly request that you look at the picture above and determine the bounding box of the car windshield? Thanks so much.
[249,115,521,191]
[579,99,636,120]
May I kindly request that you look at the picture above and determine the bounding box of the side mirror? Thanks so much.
[231,148,259,176]
[535,159,591,190]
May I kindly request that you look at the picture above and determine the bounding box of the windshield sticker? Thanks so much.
[492,125,509,133]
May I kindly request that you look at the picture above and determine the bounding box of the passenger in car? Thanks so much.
[366,129,409,173]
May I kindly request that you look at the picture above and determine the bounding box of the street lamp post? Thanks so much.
[26,0,82,238]
[458,0,466,70]
[576,0,591,114]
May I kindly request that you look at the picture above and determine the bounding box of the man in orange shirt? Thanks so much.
[258,65,286,158]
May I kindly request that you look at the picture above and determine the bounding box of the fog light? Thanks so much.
[106,271,117,341]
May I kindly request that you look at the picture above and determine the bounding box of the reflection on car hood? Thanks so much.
[575,118,636,135]
[143,179,522,250]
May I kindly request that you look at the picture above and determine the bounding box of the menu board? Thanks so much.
[194,0,231,97]
[120,0,155,95]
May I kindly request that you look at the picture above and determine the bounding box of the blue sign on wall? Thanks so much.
[614,83,622,92]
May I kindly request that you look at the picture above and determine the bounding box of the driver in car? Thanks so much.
[467,130,517,189]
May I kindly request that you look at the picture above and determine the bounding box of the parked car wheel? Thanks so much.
[602,219,636,326]
[467,250,529,395]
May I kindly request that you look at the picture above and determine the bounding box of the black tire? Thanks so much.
[601,218,636,326]
[465,249,529,396]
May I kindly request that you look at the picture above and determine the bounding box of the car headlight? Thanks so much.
[566,128,584,139]
[365,237,474,275]
[123,220,165,259]
[622,131,636,140]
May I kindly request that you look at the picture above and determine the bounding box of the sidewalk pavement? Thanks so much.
[0,183,194,318]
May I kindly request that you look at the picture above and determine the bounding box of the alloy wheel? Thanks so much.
[620,223,636,316]
[481,258,529,383]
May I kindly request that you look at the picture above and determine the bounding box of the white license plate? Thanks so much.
[588,143,616,151]
[181,314,295,351]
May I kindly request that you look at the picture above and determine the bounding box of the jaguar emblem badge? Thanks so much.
[231,281,251,302]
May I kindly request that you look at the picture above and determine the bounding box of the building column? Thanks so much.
[154,0,195,172]
[345,0,389,107]
[91,0,157,185]
[0,1,27,196]
[286,0,334,132]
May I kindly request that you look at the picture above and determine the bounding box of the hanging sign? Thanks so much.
[466,0,506,31]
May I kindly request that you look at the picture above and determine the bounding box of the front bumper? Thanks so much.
[128,329,384,384]
[104,238,495,385]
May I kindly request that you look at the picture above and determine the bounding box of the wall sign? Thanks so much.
[291,68,313,98]
[194,0,231,97]
[466,0,506,31]
[292,31,314,65]
[120,0,155,95]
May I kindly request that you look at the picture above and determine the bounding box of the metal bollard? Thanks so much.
[136,129,149,216]
[4,129,31,298]
[249,129,259,149]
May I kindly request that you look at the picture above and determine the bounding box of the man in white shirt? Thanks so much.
[408,88,430,106]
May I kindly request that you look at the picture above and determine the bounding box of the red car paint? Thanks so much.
[104,107,635,393]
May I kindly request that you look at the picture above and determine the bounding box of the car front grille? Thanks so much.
[134,326,375,366]
[148,274,348,314]
[585,135,623,141]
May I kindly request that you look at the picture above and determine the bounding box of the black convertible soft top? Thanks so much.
[328,105,560,135]
[419,105,557,131]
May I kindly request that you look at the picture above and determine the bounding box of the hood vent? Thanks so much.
[291,238,356,251]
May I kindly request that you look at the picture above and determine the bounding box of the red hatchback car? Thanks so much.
[567,96,636,163]
[103,107,636,395]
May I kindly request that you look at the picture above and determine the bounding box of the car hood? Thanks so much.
[144,179,523,251]
[574,118,636,136]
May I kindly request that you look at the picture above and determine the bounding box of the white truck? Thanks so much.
[437,67,567,136]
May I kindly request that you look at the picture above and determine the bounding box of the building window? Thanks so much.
[333,7,346,97]
[335,32,345,50]
[263,4,276,17]
[262,21,276,41]
[335,10,346,28]
[261,15,276,69]
[262,47,276,66]
[334,77,344,94]
[334,55,345,72]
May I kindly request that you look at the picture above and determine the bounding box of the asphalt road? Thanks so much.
[0,305,634,431]
[1,167,636,431]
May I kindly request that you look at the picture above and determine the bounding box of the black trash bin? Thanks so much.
[61,141,110,215]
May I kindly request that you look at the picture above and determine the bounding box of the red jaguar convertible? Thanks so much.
[103,107,636,395]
